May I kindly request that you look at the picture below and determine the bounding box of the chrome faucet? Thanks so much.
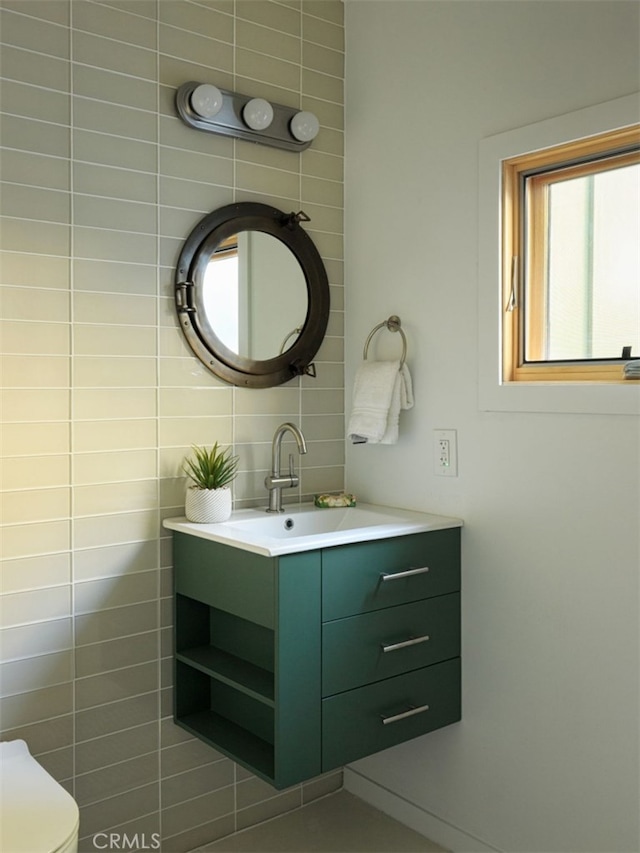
[265,422,307,513]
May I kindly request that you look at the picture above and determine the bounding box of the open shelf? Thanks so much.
[177,645,275,706]
[178,709,275,782]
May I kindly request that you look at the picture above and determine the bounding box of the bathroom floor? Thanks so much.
[195,790,447,852]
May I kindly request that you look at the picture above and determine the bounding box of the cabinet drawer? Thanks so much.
[322,593,460,696]
[322,658,461,771]
[322,529,460,621]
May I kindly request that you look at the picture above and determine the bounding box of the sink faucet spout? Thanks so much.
[265,422,307,513]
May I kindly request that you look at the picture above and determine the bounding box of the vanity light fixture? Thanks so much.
[175,81,320,152]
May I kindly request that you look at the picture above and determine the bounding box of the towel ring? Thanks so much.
[363,315,407,368]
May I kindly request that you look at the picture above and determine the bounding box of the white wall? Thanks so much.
[344,2,639,852]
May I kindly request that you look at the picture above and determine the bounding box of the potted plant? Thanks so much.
[183,442,239,523]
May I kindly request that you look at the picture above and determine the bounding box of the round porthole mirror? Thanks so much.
[175,202,330,388]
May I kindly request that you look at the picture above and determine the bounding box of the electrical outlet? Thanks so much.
[434,429,458,477]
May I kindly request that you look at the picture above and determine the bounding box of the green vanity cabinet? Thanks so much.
[172,526,461,789]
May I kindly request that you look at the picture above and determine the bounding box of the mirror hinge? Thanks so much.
[176,281,196,313]
[290,360,316,378]
[281,210,311,230]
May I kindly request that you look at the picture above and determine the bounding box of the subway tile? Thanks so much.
[0,388,69,422]
[1,320,70,355]
[72,419,156,452]
[235,161,300,200]
[160,737,226,778]
[73,96,156,143]
[159,24,233,71]
[73,508,158,550]
[0,115,70,158]
[2,281,68,322]
[1,486,70,524]
[314,334,344,363]
[0,44,69,92]
[302,68,343,104]
[159,387,232,418]
[301,94,343,132]
[74,225,157,264]
[75,600,158,647]
[72,258,157,296]
[302,11,343,52]
[78,813,161,853]
[159,115,234,159]
[73,291,156,326]
[73,355,156,388]
[163,787,235,840]
[72,64,157,111]
[74,568,157,617]
[0,618,72,663]
[73,539,158,583]
[234,387,301,416]
[302,174,343,208]
[76,720,158,774]
[297,201,343,234]
[73,450,157,488]
[0,1,70,27]
[72,30,156,80]
[236,774,299,810]
[73,162,156,204]
[72,0,157,49]
[163,814,236,853]
[236,0,300,35]
[73,324,156,358]
[1,355,69,388]
[0,79,70,124]
[235,137,299,173]
[159,416,233,448]
[74,194,157,235]
[0,552,70,594]
[77,781,159,839]
[1,421,70,455]
[0,217,70,257]
[235,48,300,93]
[302,40,344,78]
[158,55,234,91]
[299,464,343,496]
[0,713,73,755]
[74,479,158,517]
[0,650,73,698]
[300,148,343,182]
[236,18,300,64]
[159,356,227,388]
[0,8,70,57]
[0,252,69,289]
[160,205,208,240]
[307,228,342,261]
[0,584,71,627]
[73,129,156,173]
[75,692,158,743]
[1,520,70,560]
[37,745,74,784]
[161,760,235,809]
[159,146,234,187]
[76,752,159,807]
[75,630,158,678]
[73,389,156,421]
[75,661,158,710]
[301,362,343,390]
[158,1,233,43]
[300,438,344,468]
[0,682,73,730]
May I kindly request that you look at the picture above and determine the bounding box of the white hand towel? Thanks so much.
[348,361,414,445]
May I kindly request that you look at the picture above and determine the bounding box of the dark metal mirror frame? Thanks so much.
[175,202,330,388]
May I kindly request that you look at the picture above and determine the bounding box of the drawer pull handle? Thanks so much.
[381,704,430,725]
[380,566,430,582]
[381,634,430,653]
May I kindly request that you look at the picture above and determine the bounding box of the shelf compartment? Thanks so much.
[178,709,274,782]
[177,645,275,706]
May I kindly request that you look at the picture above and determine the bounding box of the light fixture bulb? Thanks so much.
[190,84,223,119]
[289,111,319,143]
[242,98,274,131]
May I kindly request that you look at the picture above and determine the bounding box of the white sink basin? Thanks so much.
[163,502,462,557]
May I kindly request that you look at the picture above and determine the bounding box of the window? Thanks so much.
[502,125,640,382]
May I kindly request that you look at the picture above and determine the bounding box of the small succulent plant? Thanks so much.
[182,443,239,490]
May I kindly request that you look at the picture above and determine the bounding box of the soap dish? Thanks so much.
[314,493,356,508]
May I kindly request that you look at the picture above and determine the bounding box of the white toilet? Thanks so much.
[0,739,80,853]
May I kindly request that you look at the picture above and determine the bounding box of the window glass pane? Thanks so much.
[528,161,640,362]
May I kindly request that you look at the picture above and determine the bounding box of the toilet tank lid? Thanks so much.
[0,740,79,853]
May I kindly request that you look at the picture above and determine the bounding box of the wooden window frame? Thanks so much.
[502,124,640,383]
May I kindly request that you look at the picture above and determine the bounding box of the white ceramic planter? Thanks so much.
[185,486,232,523]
